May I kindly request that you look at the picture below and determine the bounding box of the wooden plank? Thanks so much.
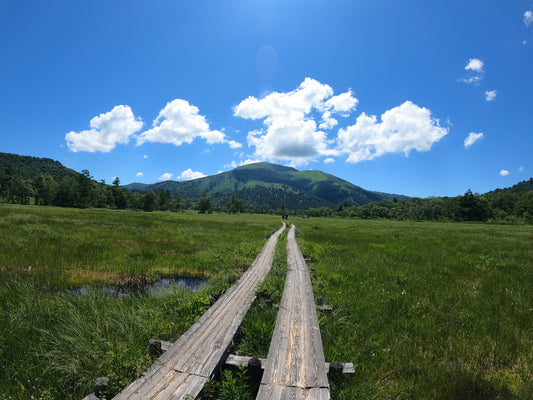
[257,224,330,400]
[225,354,267,369]
[113,224,286,400]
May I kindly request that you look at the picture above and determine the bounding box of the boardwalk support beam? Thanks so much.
[247,357,263,387]
[148,338,162,358]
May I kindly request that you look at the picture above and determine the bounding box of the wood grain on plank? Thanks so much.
[257,224,330,400]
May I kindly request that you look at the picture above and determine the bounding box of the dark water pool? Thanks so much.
[68,276,207,298]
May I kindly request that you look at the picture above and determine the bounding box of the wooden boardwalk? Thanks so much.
[257,224,330,400]
[112,224,286,400]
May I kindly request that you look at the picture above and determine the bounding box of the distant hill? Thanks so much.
[485,177,533,195]
[0,152,80,180]
[124,162,409,211]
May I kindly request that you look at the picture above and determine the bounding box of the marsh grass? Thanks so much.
[0,205,280,399]
[294,218,533,399]
[0,205,280,287]
[233,226,288,359]
[2,205,532,399]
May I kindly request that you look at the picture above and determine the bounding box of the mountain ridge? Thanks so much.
[124,162,409,210]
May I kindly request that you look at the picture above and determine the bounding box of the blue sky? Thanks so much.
[1,0,532,197]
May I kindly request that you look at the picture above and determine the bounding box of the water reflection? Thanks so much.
[69,276,207,298]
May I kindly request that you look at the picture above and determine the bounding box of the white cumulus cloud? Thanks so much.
[337,101,449,163]
[65,105,143,152]
[178,169,207,181]
[227,140,242,149]
[136,172,143,177]
[524,10,533,26]
[464,132,484,148]
[485,90,497,102]
[460,58,484,85]
[500,169,510,176]
[158,173,173,181]
[465,58,484,72]
[138,99,239,148]
[233,77,357,164]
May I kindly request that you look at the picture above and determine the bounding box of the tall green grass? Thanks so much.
[234,226,288,359]
[2,205,532,399]
[0,205,281,399]
[294,218,533,399]
[0,205,281,287]
[0,276,214,399]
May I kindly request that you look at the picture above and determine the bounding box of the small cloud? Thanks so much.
[500,169,510,176]
[224,159,262,170]
[227,140,242,149]
[518,166,524,172]
[524,10,533,26]
[485,90,497,102]
[460,58,484,85]
[464,132,484,148]
[465,58,484,72]
[324,158,335,163]
[143,155,148,159]
[158,173,173,181]
[136,172,143,177]
[460,76,483,84]
[178,169,207,181]
[224,160,240,170]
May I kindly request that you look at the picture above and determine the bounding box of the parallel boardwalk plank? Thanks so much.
[113,224,286,400]
[257,224,329,400]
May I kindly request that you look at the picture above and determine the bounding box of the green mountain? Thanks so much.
[0,152,80,180]
[124,162,409,211]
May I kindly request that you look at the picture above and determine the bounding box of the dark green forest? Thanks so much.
[306,184,533,224]
[1,152,532,223]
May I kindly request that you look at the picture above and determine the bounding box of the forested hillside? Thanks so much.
[124,162,409,210]
[0,152,171,211]
[0,152,79,180]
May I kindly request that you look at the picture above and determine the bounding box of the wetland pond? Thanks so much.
[68,276,208,298]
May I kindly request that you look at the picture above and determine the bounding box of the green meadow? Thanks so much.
[294,219,533,399]
[1,205,532,399]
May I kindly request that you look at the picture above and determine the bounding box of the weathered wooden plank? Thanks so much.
[257,224,330,400]
[113,224,286,400]
[257,385,330,400]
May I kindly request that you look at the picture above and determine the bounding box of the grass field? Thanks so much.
[1,205,532,399]
[0,205,281,399]
[293,218,533,399]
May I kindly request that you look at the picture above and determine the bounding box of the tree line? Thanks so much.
[1,161,531,223]
[0,164,248,214]
[304,187,533,224]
